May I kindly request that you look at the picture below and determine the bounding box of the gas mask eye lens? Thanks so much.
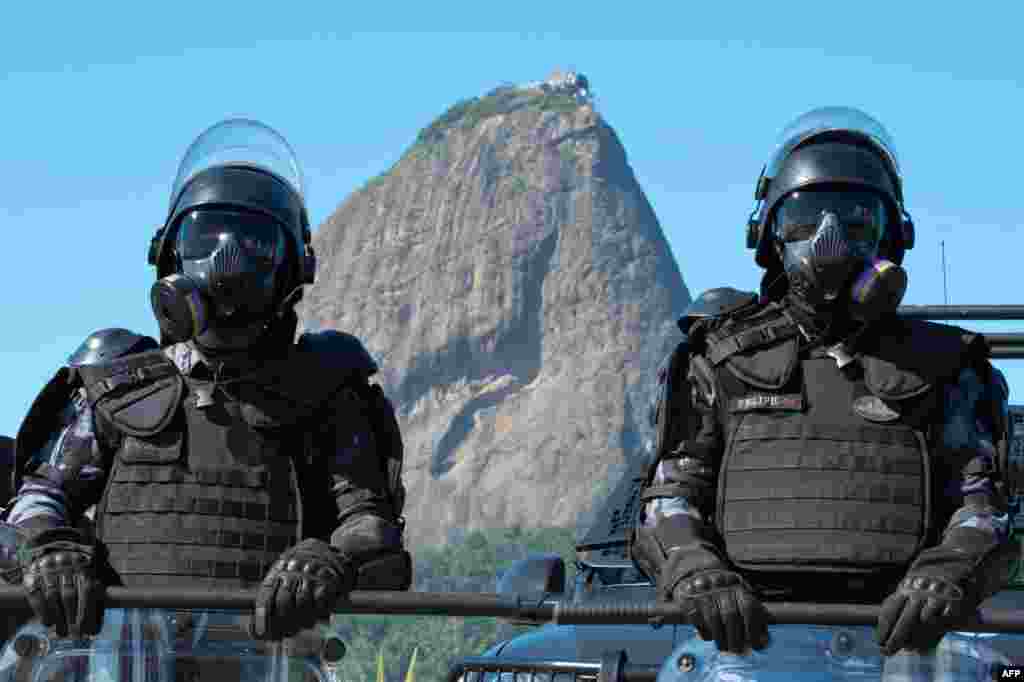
[175,210,285,268]
[843,203,885,244]
[777,220,819,243]
[775,190,886,249]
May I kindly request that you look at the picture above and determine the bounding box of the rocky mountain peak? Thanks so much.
[301,73,690,548]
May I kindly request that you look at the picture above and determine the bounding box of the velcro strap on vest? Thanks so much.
[85,361,178,403]
[105,486,297,522]
[112,466,268,488]
[707,317,799,366]
[102,518,293,554]
[733,420,918,447]
[111,556,269,583]
[723,502,923,535]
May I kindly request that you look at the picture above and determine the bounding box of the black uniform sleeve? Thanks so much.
[904,361,1017,601]
[7,396,113,538]
[316,382,401,552]
[936,362,1012,540]
[631,348,731,598]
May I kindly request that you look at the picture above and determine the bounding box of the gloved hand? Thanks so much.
[877,573,966,655]
[877,526,1013,655]
[19,527,104,638]
[670,568,770,654]
[250,538,355,640]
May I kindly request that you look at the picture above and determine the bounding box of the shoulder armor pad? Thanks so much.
[238,332,380,420]
[76,350,183,437]
[68,328,159,367]
[861,319,981,401]
[295,330,379,379]
[678,288,758,334]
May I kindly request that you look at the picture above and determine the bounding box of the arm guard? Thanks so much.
[911,362,1016,600]
[8,376,111,538]
[319,382,397,534]
[939,364,1012,541]
[317,380,410,590]
[293,332,406,556]
[631,337,729,598]
[7,329,152,537]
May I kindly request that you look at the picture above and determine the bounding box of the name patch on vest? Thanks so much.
[852,395,901,423]
[729,393,804,413]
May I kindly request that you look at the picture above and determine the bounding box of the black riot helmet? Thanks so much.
[147,119,317,348]
[747,107,915,270]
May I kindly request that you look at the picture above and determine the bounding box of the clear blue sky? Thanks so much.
[2,3,1022,437]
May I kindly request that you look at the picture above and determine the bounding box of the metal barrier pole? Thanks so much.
[1,587,1023,633]
[896,305,1024,321]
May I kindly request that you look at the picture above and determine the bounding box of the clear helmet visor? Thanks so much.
[169,118,305,212]
[764,106,901,183]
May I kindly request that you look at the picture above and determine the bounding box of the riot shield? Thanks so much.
[0,608,341,682]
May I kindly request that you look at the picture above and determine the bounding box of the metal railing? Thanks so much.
[23,588,1024,682]
[895,305,1024,321]
[1,586,1022,631]
[895,304,1024,358]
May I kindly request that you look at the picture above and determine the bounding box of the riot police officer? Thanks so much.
[1,329,158,647]
[631,107,1015,659]
[5,119,412,642]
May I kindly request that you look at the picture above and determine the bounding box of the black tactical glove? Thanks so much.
[669,567,771,654]
[19,527,104,638]
[636,505,770,656]
[877,573,966,655]
[877,527,1014,655]
[250,539,356,641]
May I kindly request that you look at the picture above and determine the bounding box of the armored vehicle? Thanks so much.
[450,304,1024,682]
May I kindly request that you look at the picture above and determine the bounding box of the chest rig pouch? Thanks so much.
[78,349,304,589]
[706,311,974,576]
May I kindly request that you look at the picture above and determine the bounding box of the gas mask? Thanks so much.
[774,189,907,321]
[150,209,288,348]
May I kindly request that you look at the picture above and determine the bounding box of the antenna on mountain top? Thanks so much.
[941,240,950,307]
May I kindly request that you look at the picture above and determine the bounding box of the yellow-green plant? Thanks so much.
[375,645,419,682]
[404,647,418,682]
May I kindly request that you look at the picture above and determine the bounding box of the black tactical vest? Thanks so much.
[698,304,981,575]
[75,334,379,589]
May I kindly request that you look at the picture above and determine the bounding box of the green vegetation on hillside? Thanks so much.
[329,615,513,682]
[417,526,576,579]
[328,526,576,682]
[360,86,585,192]
[411,87,583,154]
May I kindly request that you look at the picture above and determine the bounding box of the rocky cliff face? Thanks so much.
[300,78,690,548]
